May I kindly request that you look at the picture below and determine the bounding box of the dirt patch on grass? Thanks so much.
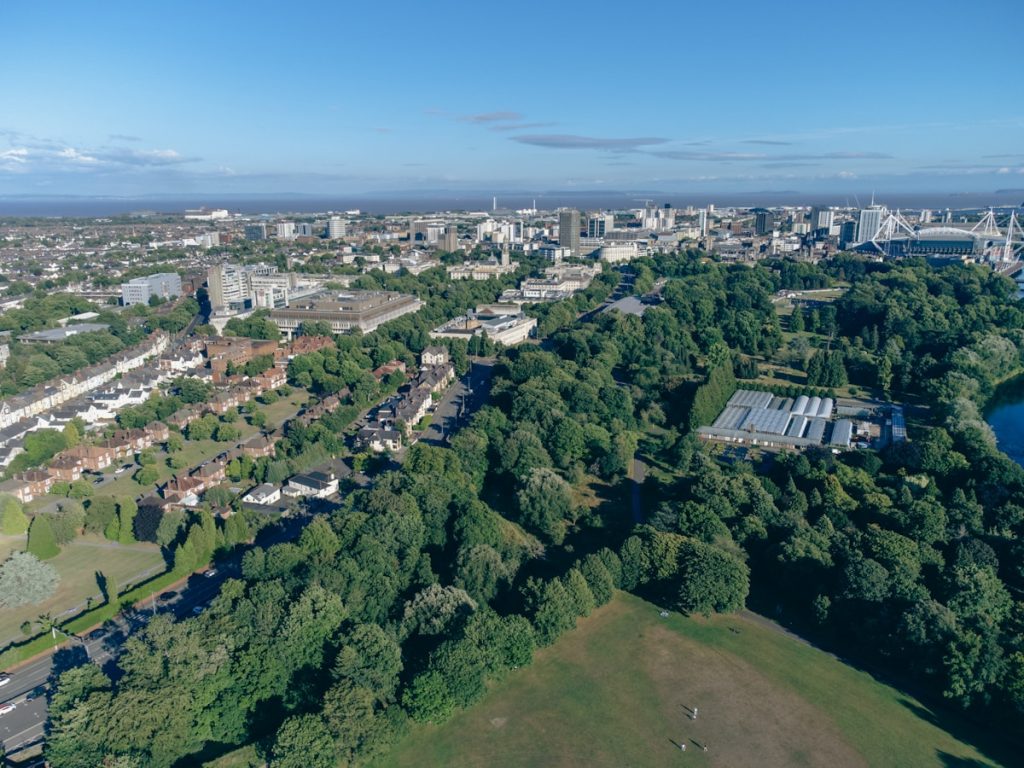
[640,622,866,768]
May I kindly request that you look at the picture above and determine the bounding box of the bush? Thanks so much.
[0,552,59,608]
[134,466,160,486]
[27,515,60,559]
[0,494,29,535]
[85,497,117,534]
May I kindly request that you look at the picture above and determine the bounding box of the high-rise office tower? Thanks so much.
[920,209,932,224]
[809,207,834,233]
[559,210,581,258]
[698,209,709,237]
[328,217,347,239]
[857,206,884,243]
[244,224,267,241]
[207,264,248,311]
[443,225,459,252]
[587,213,614,238]
[839,220,857,248]
[755,211,774,236]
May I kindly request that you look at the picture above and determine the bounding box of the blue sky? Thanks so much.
[1,0,1021,197]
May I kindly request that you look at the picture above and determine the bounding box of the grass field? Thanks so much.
[378,592,1016,768]
[0,534,164,645]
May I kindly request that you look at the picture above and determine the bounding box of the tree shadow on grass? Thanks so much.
[897,698,1019,768]
[936,752,997,767]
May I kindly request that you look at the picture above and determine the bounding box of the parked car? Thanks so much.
[26,685,47,701]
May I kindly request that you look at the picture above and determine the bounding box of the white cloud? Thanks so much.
[57,147,100,164]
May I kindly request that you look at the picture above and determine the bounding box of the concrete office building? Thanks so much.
[840,220,858,248]
[443,225,459,252]
[587,213,614,238]
[559,210,581,258]
[207,264,250,311]
[327,217,347,239]
[755,211,774,236]
[857,206,884,244]
[809,207,835,233]
[276,222,296,240]
[269,291,423,338]
[244,223,268,241]
[120,272,182,306]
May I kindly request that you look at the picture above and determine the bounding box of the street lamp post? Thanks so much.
[51,626,90,660]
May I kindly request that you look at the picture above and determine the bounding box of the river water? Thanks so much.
[987,274,1024,465]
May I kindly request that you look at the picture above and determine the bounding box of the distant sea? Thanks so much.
[0,191,1022,218]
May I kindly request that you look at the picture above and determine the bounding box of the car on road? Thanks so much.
[192,605,205,615]
[203,568,217,578]
[26,685,47,701]
[88,628,106,640]
[0,673,9,687]
[158,591,178,602]
[0,702,15,716]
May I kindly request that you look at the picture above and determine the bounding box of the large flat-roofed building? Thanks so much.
[447,255,519,281]
[270,291,422,339]
[207,263,304,312]
[121,272,182,306]
[430,306,536,347]
[698,388,861,450]
[503,263,603,303]
[18,323,111,344]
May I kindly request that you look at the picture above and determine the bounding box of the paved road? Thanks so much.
[420,359,495,446]
[630,456,647,524]
[0,515,306,758]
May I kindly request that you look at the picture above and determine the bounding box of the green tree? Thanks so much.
[400,583,477,639]
[516,468,577,545]
[333,623,403,702]
[522,577,577,646]
[165,433,183,453]
[104,512,120,542]
[85,496,117,534]
[27,515,60,559]
[0,551,59,607]
[134,465,160,486]
[117,498,137,544]
[675,539,749,615]
[270,714,336,768]
[0,494,29,535]
[403,669,455,724]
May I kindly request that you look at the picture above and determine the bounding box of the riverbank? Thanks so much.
[984,370,1024,467]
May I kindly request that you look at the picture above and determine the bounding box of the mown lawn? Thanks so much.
[0,534,164,645]
[378,592,1017,768]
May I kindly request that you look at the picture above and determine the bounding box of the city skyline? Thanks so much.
[1,0,1021,198]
